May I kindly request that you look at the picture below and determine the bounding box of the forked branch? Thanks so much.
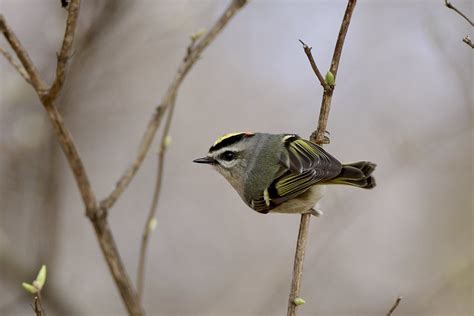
[287,1,357,316]
[1,0,247,315]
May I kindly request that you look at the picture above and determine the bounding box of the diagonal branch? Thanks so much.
[42,100,97,214]
[100,0,249,211]
[386,296,402,316]
[136,2,247,303]
[444,0,474,26]
[0,15,46,91]
[287,1,358,316]
[0,46,31,84]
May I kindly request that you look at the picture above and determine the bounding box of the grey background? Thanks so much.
[0,0,472,315]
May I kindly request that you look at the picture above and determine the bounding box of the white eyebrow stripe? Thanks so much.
[210,146,241,157]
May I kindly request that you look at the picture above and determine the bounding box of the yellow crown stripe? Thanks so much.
[213,132,255,146]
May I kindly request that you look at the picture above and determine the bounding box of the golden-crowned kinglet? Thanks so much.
[193,132,376,216]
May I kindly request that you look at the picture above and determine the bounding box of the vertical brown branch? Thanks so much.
[287,1,357,316]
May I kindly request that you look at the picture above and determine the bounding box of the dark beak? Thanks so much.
[193,156,215,164]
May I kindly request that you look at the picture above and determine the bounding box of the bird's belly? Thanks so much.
[270,185,326,214]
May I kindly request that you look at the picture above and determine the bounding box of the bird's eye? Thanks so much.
[221,151,236,161]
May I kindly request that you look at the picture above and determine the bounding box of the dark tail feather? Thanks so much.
[328,161,376,189]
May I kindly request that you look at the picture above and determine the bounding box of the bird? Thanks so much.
[193,132,376,216]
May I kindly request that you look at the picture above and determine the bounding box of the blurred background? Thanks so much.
[0,0,472,315]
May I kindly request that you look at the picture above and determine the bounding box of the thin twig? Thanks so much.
[137,32,203,301]
[137,93,176,302]
[462,35,474,48]
[386,296,402,316]
[32,294,44,316]
[45,0,81,102]
[136,7,241,301]
[0,15,46,92]
[0,46,31,83]
[298,39,330,91]
[100,0,249,211]
[287,1,357,316]
[444,0,474,26]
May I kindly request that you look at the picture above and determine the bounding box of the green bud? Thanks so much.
[325,71,335,86]
[293,297,306,306]
[35,265,47,290]
[22,282,38,294]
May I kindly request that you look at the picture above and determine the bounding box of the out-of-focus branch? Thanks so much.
[137,94,176,302]
[135,5,247,301]
[287,1,357,316]
[0,1,143,315]
[100,0,249,211]
[0,15,46,91]
[0,46,31,83]
[444,0,474,26]
[1,0,248,315]
[386,296,402,316]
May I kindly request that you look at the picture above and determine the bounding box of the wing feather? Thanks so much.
[251,134,342,213]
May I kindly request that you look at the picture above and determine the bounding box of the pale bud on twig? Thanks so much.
[21,264,47,294]
[293,297,306,306]
[163,135,172,149]
[22,282,38,294]
[148,218,157,233]
[190,28,206,42]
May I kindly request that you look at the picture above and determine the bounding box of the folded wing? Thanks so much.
[251,135,342,213]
